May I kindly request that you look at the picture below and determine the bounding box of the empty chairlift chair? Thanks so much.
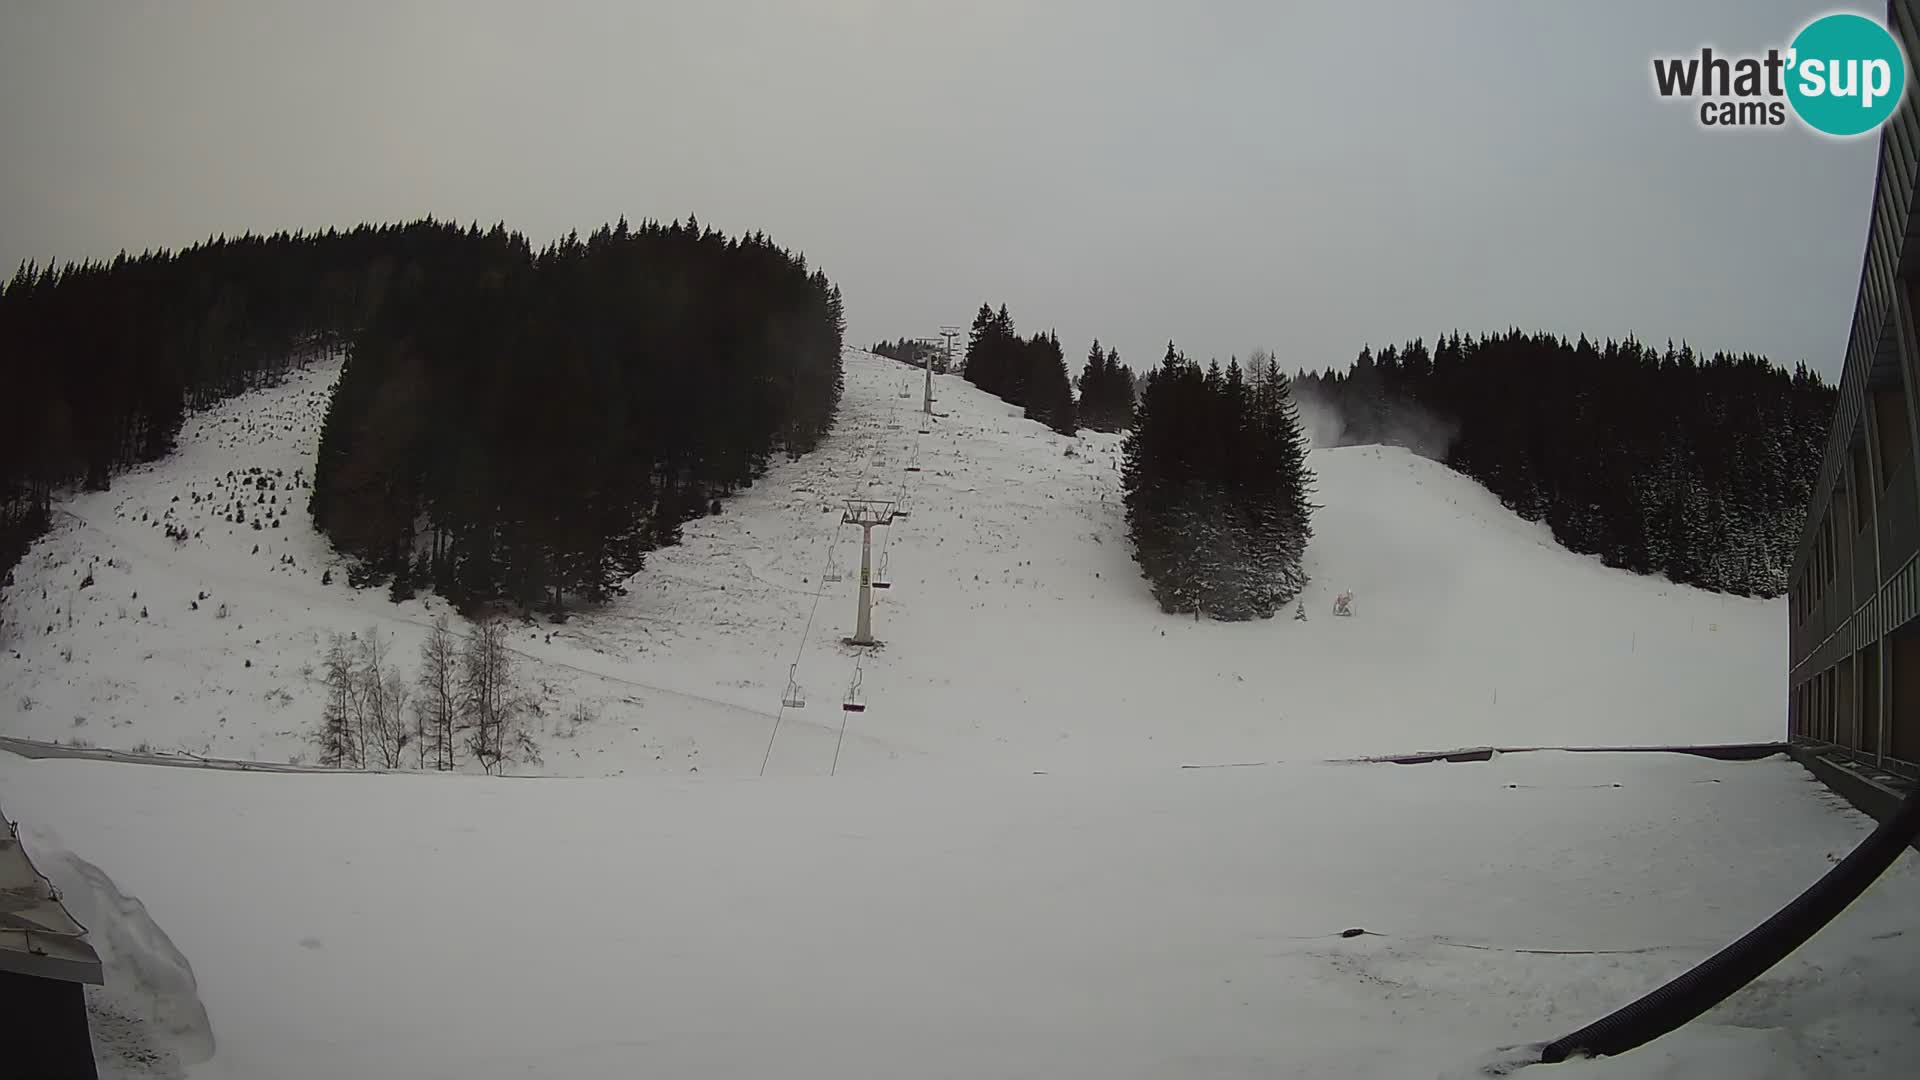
[823,545,843,584]
[873,550,892,590]
[781,664,806,709]
[842,664,866,713]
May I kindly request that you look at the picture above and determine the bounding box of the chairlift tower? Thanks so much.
[842,498,897,645]
[940,325,960,378]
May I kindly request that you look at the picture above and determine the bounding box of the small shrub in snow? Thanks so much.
[557,703,595,739]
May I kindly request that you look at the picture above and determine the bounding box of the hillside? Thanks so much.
[0,350,1781,774]
[1,348,1909,1080]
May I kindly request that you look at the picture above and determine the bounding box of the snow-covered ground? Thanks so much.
[0,350,1781,777]
[3,748,1913,1079]
[3,346,1900,1080]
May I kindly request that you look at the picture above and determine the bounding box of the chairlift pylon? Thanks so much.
[781,663,807,709]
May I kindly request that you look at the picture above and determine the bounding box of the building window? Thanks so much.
[1874,385,1912,488]
[1854,445,1873,532]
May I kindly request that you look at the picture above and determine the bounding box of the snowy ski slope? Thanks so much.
[0,349,1781,774]
[1,348,1911,1080]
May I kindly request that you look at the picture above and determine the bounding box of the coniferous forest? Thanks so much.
[311,218,845,611]
[960,303,1078,436]
[0,222,471,589]
[871,337,951,373]
[1124,345,1316,620]
[0,217,846,614]
[1294,331,1834,597]
[1076,339,1137,433]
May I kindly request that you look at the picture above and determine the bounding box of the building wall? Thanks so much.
[1786,0,1920,780]
[0,970,98,1079]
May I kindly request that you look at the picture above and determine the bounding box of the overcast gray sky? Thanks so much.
[0,1,1879,378]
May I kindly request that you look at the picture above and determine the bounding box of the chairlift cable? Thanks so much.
[758,521,845,777]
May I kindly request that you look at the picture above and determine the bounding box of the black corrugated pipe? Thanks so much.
[1539,781,1920,1065]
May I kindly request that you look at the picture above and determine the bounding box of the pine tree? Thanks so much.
[1122,343,1314,619]
[1024,331,1077,435]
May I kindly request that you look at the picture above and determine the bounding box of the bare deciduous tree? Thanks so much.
[461,618,531,774]
[416,615,459,771]
[317,632,360,767]
[360,627,411,768]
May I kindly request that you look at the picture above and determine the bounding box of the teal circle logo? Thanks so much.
[1786,13,1907,136]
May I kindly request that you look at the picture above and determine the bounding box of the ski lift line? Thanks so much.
[781,662,805,710]
[758,521,847,777]
[830,706,852,775]
[831,650,872,775]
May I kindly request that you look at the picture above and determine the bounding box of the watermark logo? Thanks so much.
[1652,11,1907,136]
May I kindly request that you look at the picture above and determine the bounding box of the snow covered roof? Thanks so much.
[0,808,103,985]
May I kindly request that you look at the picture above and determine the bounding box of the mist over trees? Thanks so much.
[1294,331,1834,597]
[1124,344,1315,620]
[309,217,846,612]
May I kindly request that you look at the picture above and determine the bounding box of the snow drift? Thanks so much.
[17,822,215,1078]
